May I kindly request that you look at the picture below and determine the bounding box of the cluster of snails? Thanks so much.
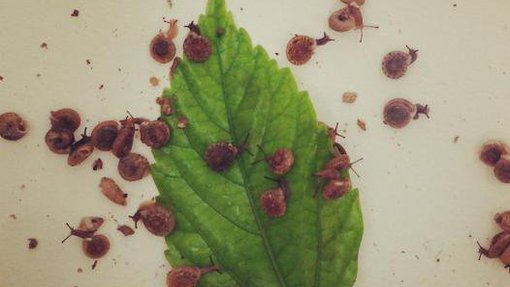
[478,211,510,270]
[313,124,362,200]
[286,0,378,66]
[150,19,213,69]
[480,141,510,183]
[44,108,169,182]
[61,202,175,267]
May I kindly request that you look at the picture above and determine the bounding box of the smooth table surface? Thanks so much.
[1,0,510,286]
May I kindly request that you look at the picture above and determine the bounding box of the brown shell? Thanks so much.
[111,125,134,158]
[205,142,238,172]
[91,120,120,151]
[99,177,127,206]
[139,203,176,237]
[67,137,94,167]
[323,179,352,200]
[82,235,110,259]
[150,34,177,64]
[166,267,201,287]
[260,188,287,218]
[286,35,316,65]
[118,153,150,181]
[140,120,171,149]
[117,225,135,236]
[329,7,356,32]
[78,217,105,233]
[50,108,81,133]
[45,129,75,154]
[383,98,417,129]
[494,155,510,184]
[382,51,411,79]
[0,112,28,141]
[183,32,212,63]
[325,154,351,171]
[267,148,294,175]
[480,141,509,167]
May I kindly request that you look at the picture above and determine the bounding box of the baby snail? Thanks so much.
[328,122,345,142]
[0,112,28,141]
[383,98,429,129]
[45,129,75,154]
[99,177,127,206]
[286,33,334,66]
[183,21,212,63]
[205,134,252,172]
[67,128,94,167]
[480,141,509,167]
[260,177,291,218]
[90,120,120,151]
[382,46,419,79]
[118,153,150,181]
[329,5,378,43]
[252,145,294,176]
[494,155,510,184]
[130,202,176,237]
[156,96,173,116]
[150,19,178,64]
[166,265,220,287]
[323,178,352,200]
[82,234,110,259]
[495,211,510,232]
[315,155,363,179]
[478,231,510,259]
[61,217,104,244]
[140,119,171,149]
[50,108,81,133]
[111,117,136,158]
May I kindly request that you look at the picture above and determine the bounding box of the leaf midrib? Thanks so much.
[211,14,288,287]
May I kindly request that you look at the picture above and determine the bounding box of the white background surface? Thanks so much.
[1,0,510,286]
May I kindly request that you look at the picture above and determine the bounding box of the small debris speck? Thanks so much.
[20,184,26,189]
[436,258,440,262]
[28,238,38,249]
[36,73,41,78]
[275,52,279,56]
[0,76,4,81]
[92,260,98,270]
[9,214,17,220]
[77,268,83,273]
[150,76,160,87]
[454,136,460,143]
[92,158,103,171]
[453,3,457,7]
[86,59,91,65]
[99,84,104,90]
[71,9,79,17]
[342,92,357,103]
[117,225,135,236]
[357,119,367,131]
[40,42,48,49]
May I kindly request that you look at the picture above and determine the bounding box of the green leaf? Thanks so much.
[151,0,364,286]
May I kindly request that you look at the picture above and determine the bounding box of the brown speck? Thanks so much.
[0,76,3,81]
[91,260,98,270]
[275,52,279,56]
[36,73,41,78]
[77,268,83,273]
[117,225,135,236]
[357,119,367,131]
[9,214,17,219]
[92,158,103,171]
[86,59,91,65]
[28,238,38,249]
[20,184,26,189]
[436,258,440,262]
[150,76,160,86]
[454,136,460,143]
[177,116,188,129]
[98,84,104,90]
[453,3,457,7]
[71,9,79,17]
[342,92,357,103]
[40,42,48,49]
